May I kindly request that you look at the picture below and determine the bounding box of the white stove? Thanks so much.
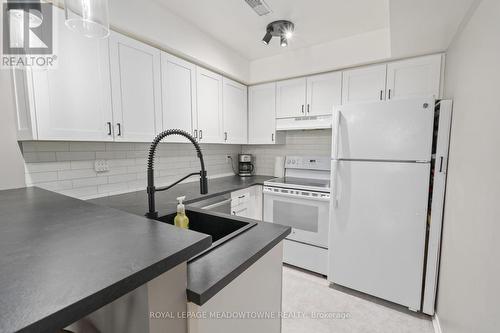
[263,156,331,275]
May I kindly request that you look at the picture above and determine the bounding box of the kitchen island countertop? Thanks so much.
[0,187,211,333]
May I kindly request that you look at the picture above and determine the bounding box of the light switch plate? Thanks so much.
[94,160,109,172]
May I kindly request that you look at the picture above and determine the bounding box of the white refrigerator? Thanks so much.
[328,97,452,313]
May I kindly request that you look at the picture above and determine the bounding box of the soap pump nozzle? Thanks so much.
[176,196,186,214]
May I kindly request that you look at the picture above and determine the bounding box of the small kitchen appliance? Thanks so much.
[238,154,254,177]
[263,156,331,275]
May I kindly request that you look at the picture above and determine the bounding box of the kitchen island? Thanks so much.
[1,176,290,333]
[0,187,211,333]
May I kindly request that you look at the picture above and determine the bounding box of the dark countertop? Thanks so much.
[89,175,274,217]
[0,187,211,333]
[89,175,291,306]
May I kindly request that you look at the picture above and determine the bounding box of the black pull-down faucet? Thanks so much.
[146,129,208,219]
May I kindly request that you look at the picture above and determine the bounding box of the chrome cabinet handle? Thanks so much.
[107,122,112,136]
[307,104,310,113]
[301,105,304,113]
[194,129,198,139]
[117,123,121,136]
[271,133,274,142]
[380,90,384,100]
[224,132,228,141]
[199,130,203,140]
[388,89,392,100]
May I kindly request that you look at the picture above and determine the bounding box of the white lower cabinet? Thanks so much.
[231,186,263,220]
[109,32,162,142]
[222,78,247,144]
[196,67,224,143]
[14,7,113,141]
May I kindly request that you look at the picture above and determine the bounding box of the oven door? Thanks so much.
[263,187,330,248]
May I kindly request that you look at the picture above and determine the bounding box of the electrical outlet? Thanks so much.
[94,160,109,172]
[226,155,232,164]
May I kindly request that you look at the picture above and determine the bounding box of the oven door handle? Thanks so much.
[263,189,330,202]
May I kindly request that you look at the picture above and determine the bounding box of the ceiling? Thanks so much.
[152,0,390,60]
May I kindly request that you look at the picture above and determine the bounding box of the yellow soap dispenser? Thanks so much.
[174,196,189,229]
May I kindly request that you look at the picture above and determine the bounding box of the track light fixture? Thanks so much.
[261,20,294,47]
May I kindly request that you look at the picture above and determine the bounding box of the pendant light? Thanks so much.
[64,0,110,38]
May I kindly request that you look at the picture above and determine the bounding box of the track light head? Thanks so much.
[280,35,288,47]
[262,31,272,45]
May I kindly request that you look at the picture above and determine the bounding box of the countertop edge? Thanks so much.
[187,226,291,306]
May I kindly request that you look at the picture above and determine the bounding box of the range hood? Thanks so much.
[276,115,332,131]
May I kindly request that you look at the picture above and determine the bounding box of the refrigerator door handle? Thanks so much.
[331,160,339,207]
[332,109,341,160]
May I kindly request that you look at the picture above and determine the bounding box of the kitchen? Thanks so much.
[0,0,499,333]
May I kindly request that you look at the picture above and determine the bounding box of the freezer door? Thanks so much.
[333,97,435,161]
[328,160,430,310]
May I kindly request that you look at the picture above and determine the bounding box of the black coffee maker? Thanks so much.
[238,154,254,177]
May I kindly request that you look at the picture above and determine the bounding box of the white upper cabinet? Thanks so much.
[161,53,197,142]
[24,7,113,141]
[306,72,342,116]
[196,67,224,143]
[276,78,307,118]
[248,83,283,144]
[109,33,162,142]
[386,54,442,100]
[223,78,247,144]
[342,64,387,104]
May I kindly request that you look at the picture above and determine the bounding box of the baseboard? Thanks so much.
[432,314,442,333]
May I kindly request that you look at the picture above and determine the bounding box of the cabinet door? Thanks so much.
[223,78,248,144]
[386,54,442,100]
[109,33,162,142]
[31,8,113,141]
[342,64,387,104]
[306,72,342,116]
[196,67,223,143]
[248,83,277,144]
[276,78,307,118]
[161,53,197,142]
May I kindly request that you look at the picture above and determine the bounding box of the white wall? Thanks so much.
[107,0,249,83]
[242,130,331,176]
[437,0,500,332]
[0,71,26,190]
[248,29,391,84]
[22,141,241,200]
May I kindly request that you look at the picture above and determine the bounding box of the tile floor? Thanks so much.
[281,265,435,333]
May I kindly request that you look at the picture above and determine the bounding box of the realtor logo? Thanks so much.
[2,1,56,68]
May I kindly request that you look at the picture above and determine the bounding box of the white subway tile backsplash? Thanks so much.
[58,169,97,180]
[72,177,108,188]
[23,152,57,162]
[96,151,128,159]
[25,161,71,173]
[69,142,106,152]
[21,133,326,200]
[56,151,96,161]
[26,171,58,184]
[98,182,128,194]
[108,173,137,184]
[70,160,95,170]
